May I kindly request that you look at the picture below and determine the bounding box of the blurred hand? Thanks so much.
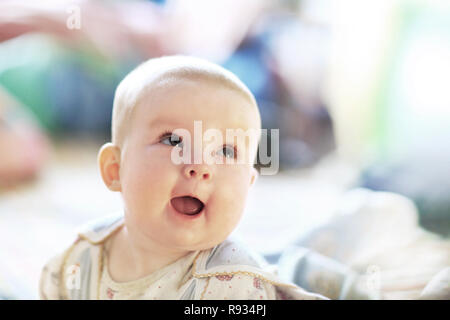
[0,0,267,62]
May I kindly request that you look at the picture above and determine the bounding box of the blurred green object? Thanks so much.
[328,0,450,236]
[363,1,450,236]
[0,35,58,132]
[0,34,124,136]
[372,0,450,161]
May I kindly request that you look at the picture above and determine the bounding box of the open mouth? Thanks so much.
[170,196,205,216]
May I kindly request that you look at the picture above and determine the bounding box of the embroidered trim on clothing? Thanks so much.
[200,277,211,300]
[97,244,104,300]
[191,252,298,290]
[78,221,124,246]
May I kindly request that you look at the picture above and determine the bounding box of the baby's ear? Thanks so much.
[98,143,122,192]
[249,167,258,187]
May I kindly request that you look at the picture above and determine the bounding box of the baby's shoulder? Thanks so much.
[39,235,92,299]
[52,213,124,267]
[192,238,326,300]
[76,212,124,244]
[39,213,124,299]
[201,238,270,270]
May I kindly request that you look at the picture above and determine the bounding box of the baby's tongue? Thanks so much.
[170,196,204,215]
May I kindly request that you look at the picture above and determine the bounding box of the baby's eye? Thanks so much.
[160,133,183,147]
[217,145,236,159]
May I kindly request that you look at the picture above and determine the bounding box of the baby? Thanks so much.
[39,55,324,300]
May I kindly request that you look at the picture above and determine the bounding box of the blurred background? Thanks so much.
[0,0,449,299]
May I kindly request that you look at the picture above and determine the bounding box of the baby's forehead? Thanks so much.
[129,74,257,120]
[135,71,254,106]
[135,76,259,126]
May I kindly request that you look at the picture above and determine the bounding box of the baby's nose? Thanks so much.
[183,164,212,180]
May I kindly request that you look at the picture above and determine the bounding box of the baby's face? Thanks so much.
[118,78,259,252]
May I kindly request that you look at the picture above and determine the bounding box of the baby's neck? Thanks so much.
[105,225,191,283]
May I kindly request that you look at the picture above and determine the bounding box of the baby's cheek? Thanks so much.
[215,169,250,213]
[127,152,166,181]
[225,166,252,192]
[120,160,164,205]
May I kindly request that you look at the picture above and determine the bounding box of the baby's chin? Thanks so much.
[174,233,227,251]
[154,229,231,253]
